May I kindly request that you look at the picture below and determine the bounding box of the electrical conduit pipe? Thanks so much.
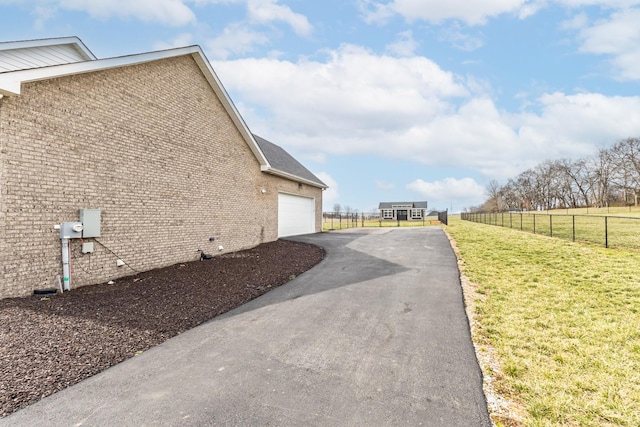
[61,237,71,291]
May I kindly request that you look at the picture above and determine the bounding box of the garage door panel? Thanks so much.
[278,194,315,237]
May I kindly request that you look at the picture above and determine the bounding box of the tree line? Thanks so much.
[476,137,640,212]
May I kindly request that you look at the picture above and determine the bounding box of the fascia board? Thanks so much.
[0,79,21,96]
[261,165,328,189]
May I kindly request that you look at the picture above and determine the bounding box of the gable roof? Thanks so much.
[0,37,324,189]
[0,36,96,72]
[378,201,428,209]
[254,134,327,188]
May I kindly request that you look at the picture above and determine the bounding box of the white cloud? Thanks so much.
[358,0,395,24]
[212,46,640,183]
[194,0,313,36]
[385,30,419,57]
[362,0,529,26]
[315,172,339,211]
[154,33,195,50]
[407,177,486,211]
[247,0,313,36]
[573,7,640,80]
[206,22,270,59]
[60,0,196,26]
[360,0,640,27]
[33,5,57,30]
[0,0,197,26]
[192,0,312,59]
[213,44,468,132]
[4,0,313,33]
[512,91,640,152]
[552,0,640,7]
[438,25,484,51]
[560,12,589,31]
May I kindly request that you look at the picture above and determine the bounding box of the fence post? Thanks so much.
[533,214,536,234]
[550,215,553,238]
[520,213,523,231]
[605,216,609,248]
[572,215,575,242]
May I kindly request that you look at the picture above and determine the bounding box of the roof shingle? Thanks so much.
[254,134,326,188]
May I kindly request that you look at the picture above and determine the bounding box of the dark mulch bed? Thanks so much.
[0,239,324,418]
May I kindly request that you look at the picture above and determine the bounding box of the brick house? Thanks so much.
[0,37,326,298]
[378,202,428,221]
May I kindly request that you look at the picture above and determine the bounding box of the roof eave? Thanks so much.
[0,79,21,96]
[261,166,327,189]
[0,36,96,61]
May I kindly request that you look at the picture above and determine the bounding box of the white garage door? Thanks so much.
[278,193,315,237]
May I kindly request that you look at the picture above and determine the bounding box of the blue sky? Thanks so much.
[2,0,640,213]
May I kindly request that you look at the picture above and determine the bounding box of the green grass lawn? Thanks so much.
[446,218,640,426]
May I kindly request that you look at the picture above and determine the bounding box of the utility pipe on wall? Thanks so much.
[59,222,82,292]
[61,237,71,291]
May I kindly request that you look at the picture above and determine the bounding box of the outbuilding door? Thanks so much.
[278,193,315,237]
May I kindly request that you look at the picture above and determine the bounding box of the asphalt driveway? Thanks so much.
[2,227,491,426]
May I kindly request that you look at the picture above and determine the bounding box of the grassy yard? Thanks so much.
[446,218,640,426]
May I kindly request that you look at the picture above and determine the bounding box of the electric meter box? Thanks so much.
[80,209,101,238]
[60,222,83,239]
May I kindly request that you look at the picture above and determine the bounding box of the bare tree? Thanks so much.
[333,203,341,214]
[557,158,592,208]
[484,180,504,212]
[499,180,521,211]
[589,149,616,208]
[609,138,640,205]
[474,136,640,211]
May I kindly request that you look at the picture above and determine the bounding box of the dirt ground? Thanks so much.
[0,239,325,417]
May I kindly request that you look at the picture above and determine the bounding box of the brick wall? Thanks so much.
[0,55,322,298]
